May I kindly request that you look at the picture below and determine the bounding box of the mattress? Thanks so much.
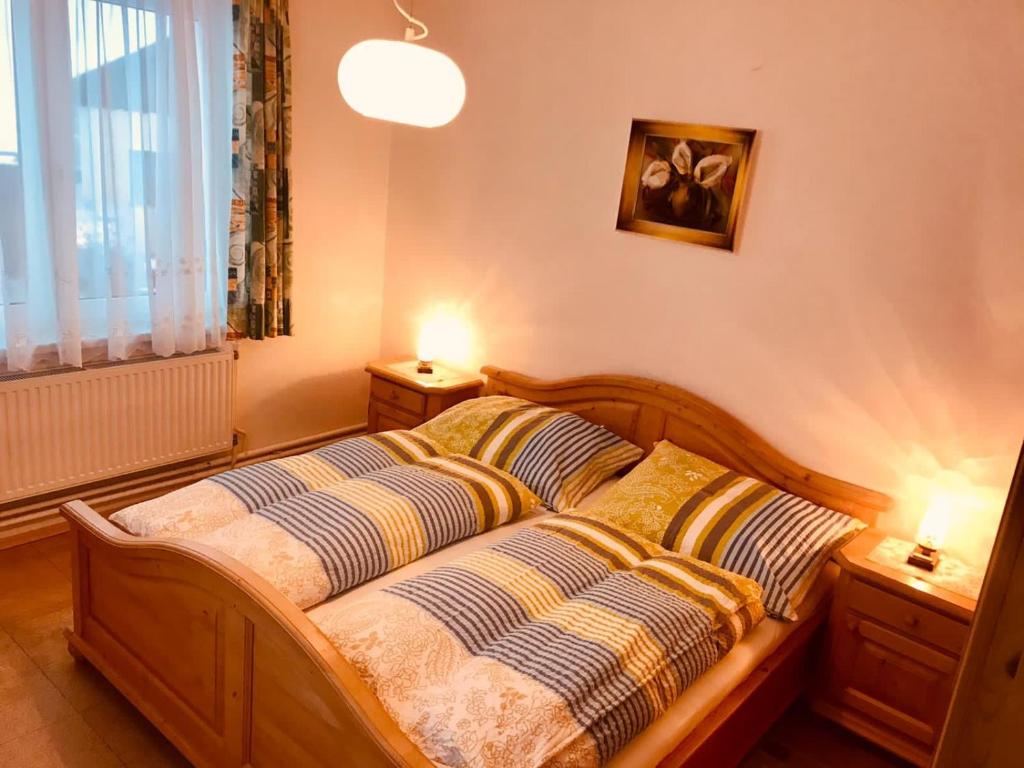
[307,477,835,768]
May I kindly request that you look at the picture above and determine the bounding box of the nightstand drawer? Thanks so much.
[847,578,968,655]
[835,616,958,751]
[365,359,483,434]
[371,378,426,415]
[369,401,423,431]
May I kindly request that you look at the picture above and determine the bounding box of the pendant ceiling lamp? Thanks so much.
[337,0,466,128]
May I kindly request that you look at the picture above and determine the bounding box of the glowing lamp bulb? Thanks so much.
[337,40,465,128]
[416,311,471,374]
[916,495,953,551]
[908,493,954,571]
[416,324,437,375]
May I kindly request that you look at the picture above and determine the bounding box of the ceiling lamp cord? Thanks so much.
[393,0,428,41]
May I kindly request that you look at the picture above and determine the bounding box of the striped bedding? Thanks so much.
[109,430,444,539]
[418,396,643,511]
[315,515,764,768]
[580,440,866,619]
[197,455,540,609]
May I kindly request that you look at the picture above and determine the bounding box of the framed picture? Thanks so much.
[616,119,756,250]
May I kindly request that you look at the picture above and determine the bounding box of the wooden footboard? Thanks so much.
[61,500,431,768]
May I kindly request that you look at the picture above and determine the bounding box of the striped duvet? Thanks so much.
[197,455,540,608]
[109,430,444,539]
[315,515,764,768]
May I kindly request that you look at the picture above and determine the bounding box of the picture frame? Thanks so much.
[616,119,756,251]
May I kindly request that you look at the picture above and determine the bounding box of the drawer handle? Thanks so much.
[903,614,920,629]
[1008,650,1022,680]
[389,390,401,400]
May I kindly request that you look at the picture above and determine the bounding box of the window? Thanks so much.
[0,0,26,358]
[0,0,231,372]
[69,0,162,323]
[0,0,16,166]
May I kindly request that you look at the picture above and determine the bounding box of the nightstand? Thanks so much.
[812,529,976,767]
[365,358,483,432]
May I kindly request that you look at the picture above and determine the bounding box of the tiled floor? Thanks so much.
[0,534,188,768]
[0,534,908,768]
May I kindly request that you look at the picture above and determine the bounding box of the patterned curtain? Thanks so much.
[229,0,293,340]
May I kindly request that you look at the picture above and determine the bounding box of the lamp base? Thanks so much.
[907,544,939,572]
[416,360,434,374]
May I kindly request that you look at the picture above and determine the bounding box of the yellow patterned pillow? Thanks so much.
[580,440,865,619]
[416,396,526,455]
[417,396,643,511]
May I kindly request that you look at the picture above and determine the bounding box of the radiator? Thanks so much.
[0,350,235,504]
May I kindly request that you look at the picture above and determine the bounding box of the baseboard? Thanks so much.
[0,510,71,550]
[0,423,367,551]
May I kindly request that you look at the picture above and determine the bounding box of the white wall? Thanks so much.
[234,0,395,451]
[378,0,1024,564]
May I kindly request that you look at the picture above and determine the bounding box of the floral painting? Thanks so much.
[617,120,755,250]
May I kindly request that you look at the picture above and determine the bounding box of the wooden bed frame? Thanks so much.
[61,368,892,768]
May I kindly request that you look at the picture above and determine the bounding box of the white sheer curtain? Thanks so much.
[0,0,230,372]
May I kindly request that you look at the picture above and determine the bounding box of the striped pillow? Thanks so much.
[579,440,865,619]
[417,396,643,511]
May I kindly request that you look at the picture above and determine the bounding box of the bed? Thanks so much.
[60,367,891,767]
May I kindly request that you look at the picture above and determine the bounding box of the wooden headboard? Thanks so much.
[482,366,890,524]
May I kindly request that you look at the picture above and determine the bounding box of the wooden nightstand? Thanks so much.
[812,529,977,767]
[365,358,483,432]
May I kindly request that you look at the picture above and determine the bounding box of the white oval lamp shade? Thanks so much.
[337,40,466,128]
